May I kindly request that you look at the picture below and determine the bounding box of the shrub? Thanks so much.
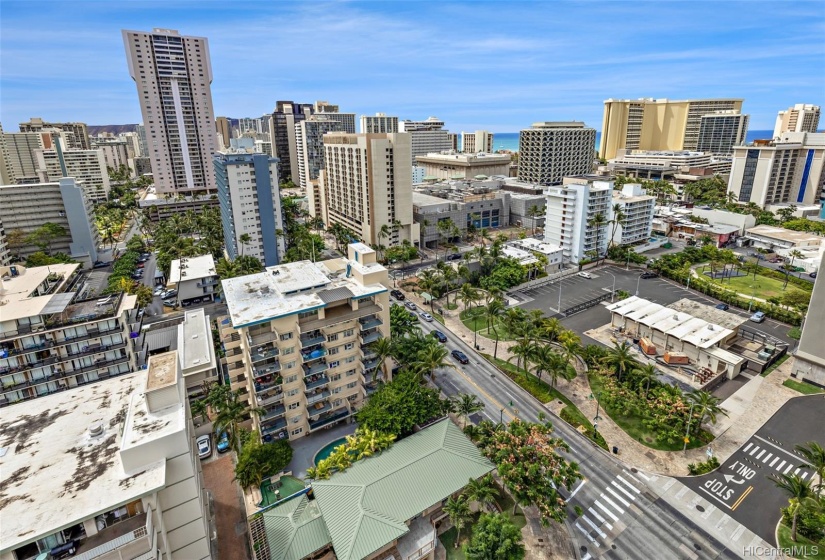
[687,456,720,475]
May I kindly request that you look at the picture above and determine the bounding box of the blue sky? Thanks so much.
[1,1,823,132]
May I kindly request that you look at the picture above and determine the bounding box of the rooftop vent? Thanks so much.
[708,325,714,331]
[192,334,198,339]
[89,422,104,438]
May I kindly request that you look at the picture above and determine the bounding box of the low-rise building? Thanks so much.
[671,222,740,248]
[611,183,655,246]
[743,225,822,252]
[412,185,509,249]
[0,351,213,560]
[169,255,219,305]
[508,238,564,271]
[0,177,100,267]
[220,244,390,442]
[252,419,493,560]
[414,151,510,180]
[138,192,219,221]
[0,263,138,406]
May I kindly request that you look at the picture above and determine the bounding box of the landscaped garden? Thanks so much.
[783,379,824,395]
[704,267,811,302]
[461,307,520,341]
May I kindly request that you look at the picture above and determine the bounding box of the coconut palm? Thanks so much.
[509,338,534,372]
[464,474,499,512]
[454,393,485,429]
[529,345,555,383]
[685,390,728,432]
[608,203,627,249]
[191,398,209,424]
[788,249,804,270]
[417,344,453,381]
[485,298,505,359]
[632,363,659,397]
[795,441,825,489]
[543,349,572,387]
[238,233,251,257]
[541,317,563,342]
[769,473,813,542]
[602,341,635,382]
[443,495,472,548]
[588,212,607,263]
[370,337,395,382]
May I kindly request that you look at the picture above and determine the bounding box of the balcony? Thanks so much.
[361,331,382,345]
[300,332,325,349]
[359,317,382,331]
[261,418,288,436]
[254,376,282,394]
[251,345,279,364]
[258,389,284,407]
[249,330,279,349]
[361,348,377,361]
[303,361,327,376]
[396,516,436,560]
[304,375,329,391]
[309,408,351,431]
[254,360,281,377]
[362,357,380,371]
[307,400,332,417]
[300,303,383,332]
[259,404,286,422]
[73,509,152,560]
[306,390,330,405]
[362,384,378,397]
[301,348,327,363]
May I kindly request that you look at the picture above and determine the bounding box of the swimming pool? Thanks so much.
[313,437,348,466]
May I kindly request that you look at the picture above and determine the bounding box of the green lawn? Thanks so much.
[706,270,811,302]
[761,354,790,377]
[441,490,526,559]
[460,308,519,341]
[777,523,825,560]
[588,372,712,452]
[483,355,608,450]
[783,379,825,395]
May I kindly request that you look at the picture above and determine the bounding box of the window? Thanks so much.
[329,360,340,368]
[331,374,341,381]
[346,369,356,377]
[327,333,338,342]
[346,382,357,389]
[290,415,302,424]
[288,402,300,410]
[287,388,300,397]
[328,347,339,355]
[344,342,354,350]
[291,428,303,436]
[285,374,298,384]
[332,387,342,394]
[285,361,296,369]
[345,356,356,364]
[280,332,293,341]
[283,346,295,355]
[344,329,354,337]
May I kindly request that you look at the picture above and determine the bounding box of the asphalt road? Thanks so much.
[680,395,825,543]
[399,303,742,560]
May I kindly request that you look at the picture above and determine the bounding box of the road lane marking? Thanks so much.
[582,554,592,560]
[731,486,754,511]
[749,445,760,456]
[627,469,650,481]
[606,486,631,508]
[582,514,606,538]
[794,468,801,476]
[588,507,612,530]
[568,479,587,499]
[595,500,619,522]
[600,493,626,514]
[777,460,786,471]
[449,365,517,422]
[754,434,811,464]
[755,449,766,460]
[616,475,641,493]
[769,457,779,467]
[611,480,637,501]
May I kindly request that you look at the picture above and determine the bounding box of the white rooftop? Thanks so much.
[0,372,167,554]
[510,238,563,255]
[501,246,538,265]
[179,309,214,374]
[745,225,823,245]
[170,254,216,283]
[0,263,79,322]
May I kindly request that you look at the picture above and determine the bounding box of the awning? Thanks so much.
[420,292,434,302]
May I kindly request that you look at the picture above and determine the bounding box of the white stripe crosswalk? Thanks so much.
[573,472,647,548]
[737,442,814,479]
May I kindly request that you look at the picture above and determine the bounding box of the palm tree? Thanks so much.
[485,298,505,359]
[376,224,391,262]
[443,495,472,548]
[685,390,728,432]
[632,363,658,397]
[527,205,543,236]
[795,441,825,489]
[508,338,534,372]
[211,388,260,454]
[788,249,804,270]
[769,473,813,542]
[559,337,582,370]
[529,345,556,383]
[455,393,485,429]
[588,212,607,263]
[541,317,563,342]
[238,233,251,257]
[464,474,499,512]
[542,349,571,387]
[191,398,209,424]
[370,337,395,382]
[608,203,627,249]
[602,341,635,382]
[417,344,453,382]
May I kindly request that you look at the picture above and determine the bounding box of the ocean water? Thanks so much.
[487,130,774,153]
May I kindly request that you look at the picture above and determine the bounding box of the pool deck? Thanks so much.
[260,475,307,507]
[285,421,357,478]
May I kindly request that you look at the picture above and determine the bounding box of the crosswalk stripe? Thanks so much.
[777,460,786,471]
[784,464,794,474]
[749,445,760,456]
[575,522,599,546]
[756,449,766,460]
[595,500,619,522]
[582,514,607,538]
[617,475,641,493]
[743,442,753,452]
[588,507,613,531]
[582,554,592,560]
[801,472,808,480]
[794,468,801,476]
[601,492,626,514]
[606,486,631,508]
[762,453,773,463]
[612,480,637,501]
[770,457,780,467]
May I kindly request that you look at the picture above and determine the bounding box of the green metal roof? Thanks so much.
[262,495,331,560]
[312,419,494,560]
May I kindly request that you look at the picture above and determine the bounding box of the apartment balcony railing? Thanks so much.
[300,303,383,332]
[301,349,327,363]
[362,384,378,397]
[250,346,279,364]
[305,390,331,405]
[222,331,241,344]
[254,376,283,394]
[304,376,329,391]
[300,333,325,349]
[73,509,153,560]
[259,404,286,422]
[309,408,351,431]
[0,324,123,359]
[362,357,380,371]
[258,389,284,407]
[249,330,279,349]
[303,361,327,376]
[361,348,377,361]
[307,400,332,417]
[261,418,288,435]
[361,331,382,345]
[359,317,382,331]
[196,277,220,287]
[253,360,281,377]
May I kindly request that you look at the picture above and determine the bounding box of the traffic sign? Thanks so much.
[684,437,690,443]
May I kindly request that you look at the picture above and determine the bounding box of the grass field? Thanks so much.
[783,379,825,395]
[777,523,825,560]
[460,308,519,341]
[761,354,790,377]
[706,271,811,302]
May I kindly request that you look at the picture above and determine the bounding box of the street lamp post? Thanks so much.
[557,272,563,313]
[589,392,602,421]
[605,271,616,302]
[499,408,504,424]
[636,273,642,297]
[683,402,696,452]
[747,285,756,312]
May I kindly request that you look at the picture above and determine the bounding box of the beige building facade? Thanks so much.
[774,104,820,137]
[461,130,494,153]
[414,151,510,180]
[600,98,744,160]
[36,147,111,201]
[19,117,90,149]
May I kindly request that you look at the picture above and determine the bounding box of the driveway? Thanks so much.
[202,455,250,560]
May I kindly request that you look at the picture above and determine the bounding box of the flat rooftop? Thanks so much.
[667,298,748,331]
[412,192,452,207]
[0,263,79,322]
[179,309,213,374]
[222,259,387,329]
[0,373,166,554]
[170,254,216,283]
[745,225,823,244]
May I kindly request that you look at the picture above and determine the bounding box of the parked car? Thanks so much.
[577,271,593,279]
[49,540,78,559]
[405,301,417,311]
[420,311,434,322]
[451,349,470,364]
[810,271,818,278]
[136,262,145,268]
[162,298,177,307]
[390,289,405,300]
[446,253,462,261]
[432,330,447,343]
[138,256,150,263]
[196,434,212,459]
[161,289,177,299]
[154,286,165,296]
[715,303,729,311]
[640,271,658,279]
[92,261,112,269]
[216,431,230,453]
[750,311,766,323]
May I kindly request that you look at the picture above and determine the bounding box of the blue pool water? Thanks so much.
[314,437,348,466]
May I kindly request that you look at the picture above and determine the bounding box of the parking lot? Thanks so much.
[514,265,796,348]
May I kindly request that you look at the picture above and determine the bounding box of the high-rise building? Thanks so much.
[611,183,656,245]
[314,101,356,133]
[91,136,131,171]
[36,147,111,202]
[0,262,137,406]
[600,98,745,160]
[122,28,218,194]
[219,243,390,443]
[793,273,825,387]
[461,130,494,153]
[543,181,613,263]
[0,178,100,266]
[214,152,284,267]
[0,129,42,184]
[359,113,398,134]
[320,132,419,246]
[696,111,749,155]
[268,101,314,183]
[518,122,596,185]
[0,124,10,185]
[295,115,343,193]
[774,104,821,136]
[216,116,231,149]
[135,123,149,157]
[0,218,10,265]
[18,117,90,149]
[0,352,214,560]
[448,132,459,151]
[399,117,453,165]
[727,132,825,207]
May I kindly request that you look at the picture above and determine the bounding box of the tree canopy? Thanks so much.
[234,437,293,489]
[463,513,525,560]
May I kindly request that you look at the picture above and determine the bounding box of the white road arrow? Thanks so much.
[724,474,745,484]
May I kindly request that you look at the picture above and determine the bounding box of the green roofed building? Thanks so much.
[255,419,494,560]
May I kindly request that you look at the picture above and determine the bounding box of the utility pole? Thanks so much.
[683,402,696,452]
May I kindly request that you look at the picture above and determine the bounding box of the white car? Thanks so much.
[196,435,212,459]
[154,286,165,296]
[420,312,434,322]
[578,271,593,279]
